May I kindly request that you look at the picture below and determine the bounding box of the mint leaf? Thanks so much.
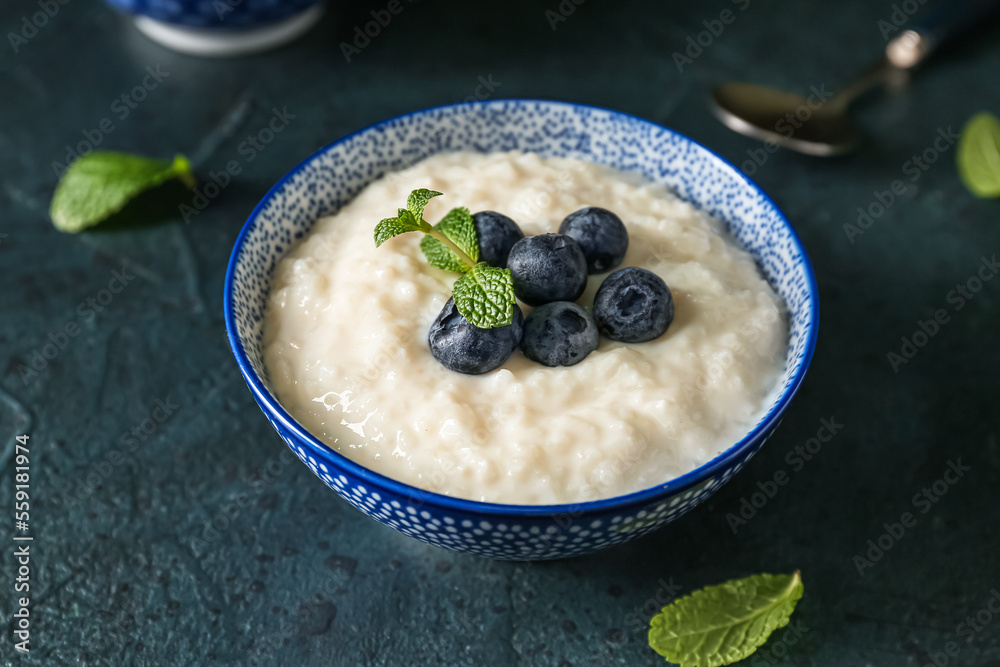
[452,262,515,328]
[437,207,479,263]
[407,188,443,220]
[420,234,470,273]
[957,112,1000,198]
[50,152,195,233]
[649,572,803,667]
[374,208,430,247]
[420,207,480,273]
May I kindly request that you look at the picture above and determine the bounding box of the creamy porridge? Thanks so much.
[262,152,787,504]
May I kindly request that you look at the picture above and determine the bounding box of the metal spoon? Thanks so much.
[709,0,1000,156]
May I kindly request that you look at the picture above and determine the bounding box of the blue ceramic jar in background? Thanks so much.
[103,0,326,56]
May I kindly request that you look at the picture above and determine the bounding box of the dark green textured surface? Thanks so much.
[1,1,999,665]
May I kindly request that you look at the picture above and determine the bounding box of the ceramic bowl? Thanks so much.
[104,0,325,56]
[224,99,819,560]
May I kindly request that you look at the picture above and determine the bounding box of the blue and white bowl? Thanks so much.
[224,100,819,560]
[105,0,325,56]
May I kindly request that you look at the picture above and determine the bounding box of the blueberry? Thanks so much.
[428,298,524,374]
[520,302,599,367]
[507,233,588,306]
[473,211,524,268]
[593,267,673,343]
[558,207,629,274]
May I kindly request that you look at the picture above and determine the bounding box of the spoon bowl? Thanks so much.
[709,0,1000,155]
[710,82,863,157]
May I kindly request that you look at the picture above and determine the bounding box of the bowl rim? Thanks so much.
[224,98,819,517]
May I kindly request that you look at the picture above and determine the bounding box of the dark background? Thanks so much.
[1,0,999,665]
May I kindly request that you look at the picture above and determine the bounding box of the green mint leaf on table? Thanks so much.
[374,189,516,329]
[50,151,195,233]
[407,188,443,220]
[452,263,516,328]
[648,571,803,667]
[420,207,480,273]
[957,112,1000,198]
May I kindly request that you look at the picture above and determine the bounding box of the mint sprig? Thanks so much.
[374,189,515,329]
[50,151,196,233]
[420,207,481,273]
[648,571,804,667]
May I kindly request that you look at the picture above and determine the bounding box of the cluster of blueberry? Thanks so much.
[429,207,675,374]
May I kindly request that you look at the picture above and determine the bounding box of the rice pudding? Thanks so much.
[262,152,787,505]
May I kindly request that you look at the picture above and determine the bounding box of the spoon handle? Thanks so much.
[886,0,1000,68]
